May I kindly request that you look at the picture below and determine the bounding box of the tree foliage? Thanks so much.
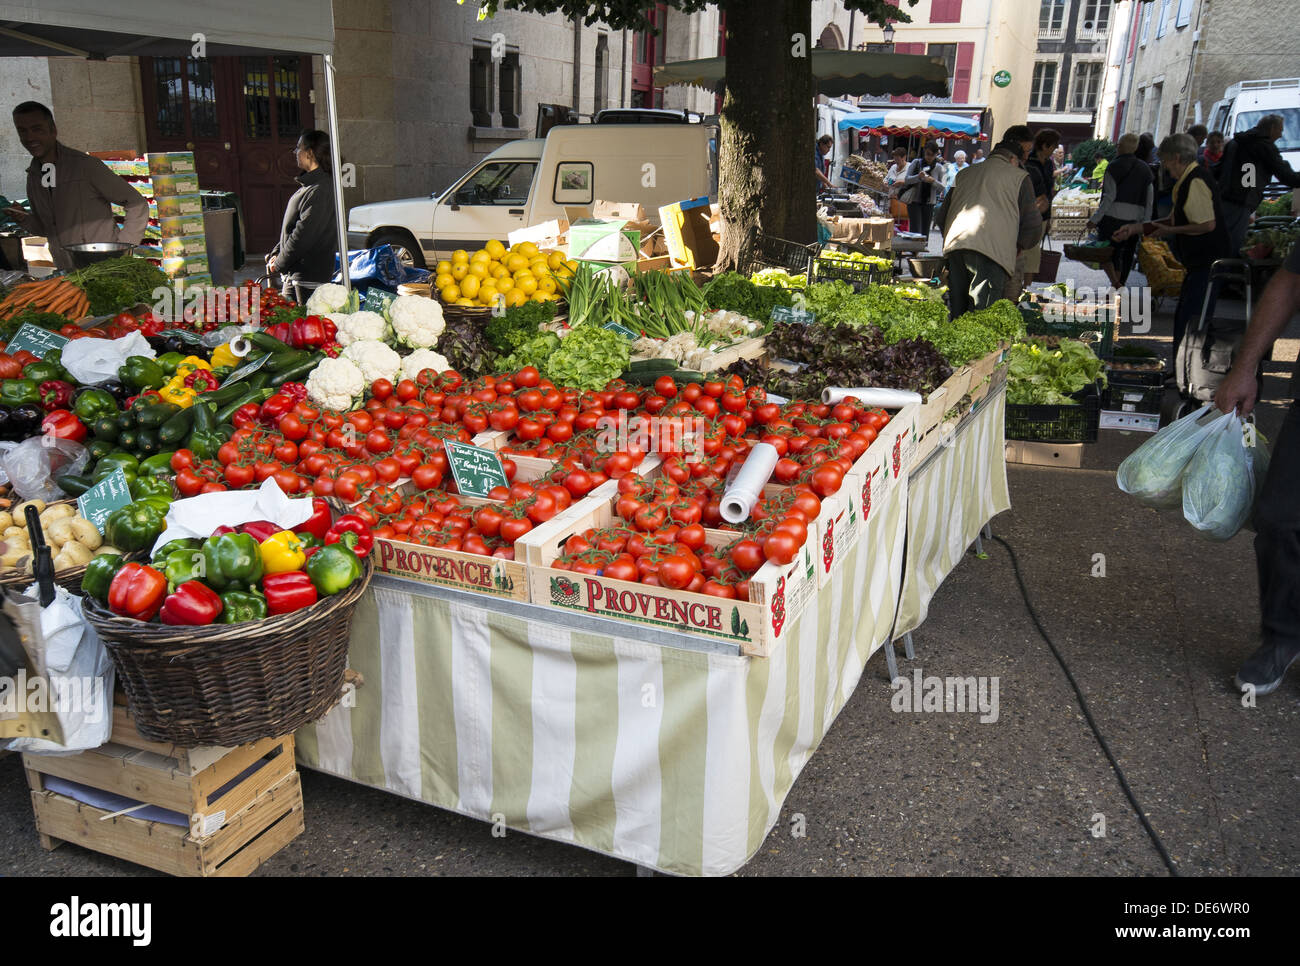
[462,0,916,32]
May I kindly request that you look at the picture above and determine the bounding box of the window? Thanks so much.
[152,57,222,139]
[1156,0,1170,38]
[470,44,521,129]
[470,46,493,127]
[1149,82,1164,136]
[1139,3,1152,44]
[927,43,957,89]
[594,34,608,113]
[1235,108,1300,151]
[1175,0,1195,28]
[499,52,520,127]
[451,161,537,206]
[1078,0,1110,35]
[1039,0,1068,35]
[1031,61,1059,111]
[1072,61,1103,112]
[930,0,962,23]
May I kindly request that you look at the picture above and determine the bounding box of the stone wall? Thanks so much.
[0,58,53,198]
[1194,0,1300,127]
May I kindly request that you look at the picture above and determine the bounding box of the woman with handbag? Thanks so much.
[900,143,945,238]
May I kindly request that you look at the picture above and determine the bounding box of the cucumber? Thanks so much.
[137,402,181,429]
[214,387,273,423]
[267,349,313,373]
[622,369,704,386]
[158,406,195,446]
[270,354,323,386]
[248,331,293,353]
[192,399,216,435]
[206,380,253,406]
[627,359,679,373]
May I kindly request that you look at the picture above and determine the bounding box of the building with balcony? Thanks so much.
[1027,0,1116,148]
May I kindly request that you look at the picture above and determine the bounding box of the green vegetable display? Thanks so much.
[484,300,557,355]
[500,331,561,372]
[703,271,794,322]
[544,323,631,392]
[1005,338,1107,406]
[68,257,167,317]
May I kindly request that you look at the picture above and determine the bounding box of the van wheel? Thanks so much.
[369,229,426,270]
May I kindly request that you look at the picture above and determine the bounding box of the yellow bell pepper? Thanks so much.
[174,355,212,380]
[158,374,198,408]
[210,343,239,368]
[259,531,307,575]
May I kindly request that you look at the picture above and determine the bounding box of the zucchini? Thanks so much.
[158,406,195,446]
[627,359,679,373]
[622,368,704,386]
[214,387,273,424]
[137,402,181,429]
[192,399,216,434]
[270,354,323,386]
[248,331,293,353]
[206,380,253,406]
[266,349,313,373]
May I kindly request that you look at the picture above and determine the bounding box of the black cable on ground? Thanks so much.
[990,534,1181,877]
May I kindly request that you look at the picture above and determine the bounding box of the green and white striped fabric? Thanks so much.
[895,391,1010,636]
[297,470,909,876]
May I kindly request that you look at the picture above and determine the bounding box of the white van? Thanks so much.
[1207,78,1300,171]
[346,124,716,268]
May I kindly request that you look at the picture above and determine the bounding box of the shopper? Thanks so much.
[938,125,1042,318]
[972,148,986,164]
[1187,123,1208,160]
[1215,247,1300,695]
[267,130,339,299]
[1013,128,1060,292]
[942,150,969,192]
[1217,114,1300,257]
[885,146,910,192]
[815,134,835,191]
[1087,132,1154,287]
[900,143,946,238]
[1114,133,1230,365]
[4,101,148,271]
[1203,131,1226,177]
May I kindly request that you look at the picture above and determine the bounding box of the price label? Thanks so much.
[443,441,509,499]
[6,324,69,359]
[362,287,397,316]
[222,351,272,385]
[603,320,639,340]
[770,306,816,325]
[77,468,133,534]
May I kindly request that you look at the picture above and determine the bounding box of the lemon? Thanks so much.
[456,298,476,306]
[467,261,489,279]
[491,263,511,279]
[435,273,454,289]
[451,249,469,264]
[517,241,539,257]
[512,268,534,283]
[538,276,557,295]
[505,253,530,273]
[546,251,565,270]
[471,249,491,263]
[485,239,506,259]
[479,281,499,302]
[451,263,469,281]
[436,260,453,275]
[515,275,538,296]
[440,284,461,302]
[565,259,579,272]
[505,288,528,308]
[530,291,550,303]
[460,275,481,299]
[495,275,515,293]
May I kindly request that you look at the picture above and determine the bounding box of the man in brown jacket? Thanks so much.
[5,101,148,271]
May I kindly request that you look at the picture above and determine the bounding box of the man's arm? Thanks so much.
[1216,263,1300,414]
[88,160,148,244]
[1015,176,1044,251]
[1263,140,1300,189]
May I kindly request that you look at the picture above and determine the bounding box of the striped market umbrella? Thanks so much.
[836,108,983,138]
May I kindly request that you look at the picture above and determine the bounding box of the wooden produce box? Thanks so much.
[912,347,1004,469]
[1004,440,1085,468]
[23,704,302,877]
[519,484,820,657]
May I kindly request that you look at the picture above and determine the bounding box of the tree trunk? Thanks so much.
[715,0,816,273]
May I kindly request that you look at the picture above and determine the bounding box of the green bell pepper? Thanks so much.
[119,356,166,392]
[43,348,63,370]
[189,427,230,461]
[139,451,179,477]
[92,454,139,491]
[153,537,203,564]
[81,554,127,604]
[104,501,167,553]
[1,379,40,406]
[305,543,363,596]
[73,388,119,423]
[21,360,63,384]
[202,532,264,592]
[156,352,185,376]
[218,587,269,624]
[130,475,174,501]
[161,548,206,592]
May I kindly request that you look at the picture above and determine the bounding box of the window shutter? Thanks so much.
[953,42,974,103]
[931,0,962,23]
[1175,0,1194,27]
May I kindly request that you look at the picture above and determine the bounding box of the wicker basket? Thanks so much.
[1064,242,1114,263]
[82,555,373,746]
[436,297,493,323]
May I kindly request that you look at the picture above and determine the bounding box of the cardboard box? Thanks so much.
[156,193,203,219]
[151,172,201,196]
[20,236,53,266]
[592,200,647,222]
[659,196,719,270]
[1100,411,1160,433]
[160,233,207,258]
[568,218,641,263]
[158,212,206,238]
[1004,440,1085,468]
[146,151,197,176]
[509,219,569,252]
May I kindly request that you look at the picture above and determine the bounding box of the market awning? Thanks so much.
[837,108,982,137]
[654,50,949,99]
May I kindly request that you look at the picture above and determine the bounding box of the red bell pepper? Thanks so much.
[325,514,373,558]
[107,563,168,622]
[289,315,334,350]
[39,379,75,412]
[297,498,333,541]
[232,402,262,429]
[262,571,318,615]
[264,321,294,344]
[183,368,221,393]
[138,313,167,338]
[281,382,308,401]
[240,519,284,543]
[260,392,296,425]
[211,524,238,537]
[321,342,342,358]
[159,580,224,626]
[41,409,87,443]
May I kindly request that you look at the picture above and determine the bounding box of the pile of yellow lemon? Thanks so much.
[434,239,576,309]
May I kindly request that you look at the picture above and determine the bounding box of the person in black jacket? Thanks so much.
[267,130,338,299]
[1087,133,1153,287]
[1217,114,1300,256]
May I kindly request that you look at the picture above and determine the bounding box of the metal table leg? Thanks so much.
[636,864,655,877]
[884,638,900,681]
[903,631,915,660]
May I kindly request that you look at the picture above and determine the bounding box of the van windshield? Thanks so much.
[1234,108,1300,151]
[449,161,538,206]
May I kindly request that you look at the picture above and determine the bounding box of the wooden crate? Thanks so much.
[911,348,1005,469]
[22,708,303,876]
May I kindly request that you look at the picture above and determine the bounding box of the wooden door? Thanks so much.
[140,55,240,193]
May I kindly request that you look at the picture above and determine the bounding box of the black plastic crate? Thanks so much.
[1104,380,1164,414]
[1006,383,1101,443]
[809,255,892,291]
[1020,301,1118,358]
[744,234,819,275]
[1105,361,1164,387]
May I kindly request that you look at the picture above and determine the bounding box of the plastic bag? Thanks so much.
[1117,405,1225,509]
[331,244,403,290]
[0,437,89,502]
[60,330,156,385]
[1182,413,1269,541]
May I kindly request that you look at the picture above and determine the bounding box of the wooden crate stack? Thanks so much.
[22,700,303,877]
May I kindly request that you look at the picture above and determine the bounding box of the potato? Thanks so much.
[0,511,12,531]
[41,503,75,523]
[70,518,102,550]
[13,499,46,522]
[52,551,75,572]
[95,545,122,557]
[0,549,25,569]
[57,542,92,567]
[46,518,76,547]
[3,526,26,542]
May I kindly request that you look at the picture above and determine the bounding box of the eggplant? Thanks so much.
[0,405,14,442]
[11,403,43,439]
[99,379,131,404]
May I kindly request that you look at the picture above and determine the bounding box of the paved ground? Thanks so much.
[3,256,1298,877]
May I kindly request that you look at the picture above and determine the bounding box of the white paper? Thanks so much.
[61,331,157,385]
[148,478,315,557]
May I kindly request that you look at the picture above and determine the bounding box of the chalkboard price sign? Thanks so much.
[362,287,397,316]
[769,306,817,325]
[77,468,133,534]
[603,321,639,340]
[6,323,69,359]
[443,441,509,499]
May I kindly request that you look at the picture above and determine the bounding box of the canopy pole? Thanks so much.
[323,53,350,291]
[0,25,90,57]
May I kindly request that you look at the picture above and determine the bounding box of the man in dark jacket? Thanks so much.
[267,129,338,298]
[1218,114,1300,256]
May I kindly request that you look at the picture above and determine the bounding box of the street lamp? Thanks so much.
[883,24,895,44]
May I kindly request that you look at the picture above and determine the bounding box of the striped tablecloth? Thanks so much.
[296,466,910,876]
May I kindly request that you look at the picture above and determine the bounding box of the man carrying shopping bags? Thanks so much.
[1216,245,1300,695]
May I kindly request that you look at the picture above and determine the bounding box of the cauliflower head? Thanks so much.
[389,295,446,349]
[305,357,365,411]
[399,348,450,382]
[342,339,402,385]
[305,283,356,315]
[335,310,389,346]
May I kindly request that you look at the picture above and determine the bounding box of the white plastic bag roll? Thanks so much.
[720,442,779,525]
[822,386,922,407]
